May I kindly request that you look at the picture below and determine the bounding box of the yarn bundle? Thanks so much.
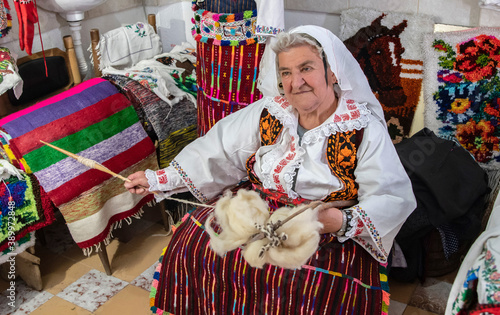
[205,189,323,269]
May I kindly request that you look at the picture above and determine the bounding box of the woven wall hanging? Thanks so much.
[423,27,500,170]
[340,8,434,143]
[192,0,266,135]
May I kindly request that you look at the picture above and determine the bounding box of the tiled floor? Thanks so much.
[0,204,458,315]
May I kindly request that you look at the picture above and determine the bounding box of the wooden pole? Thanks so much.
[63,35,82,85]
[90,29,102,77]
[148,14,157,33]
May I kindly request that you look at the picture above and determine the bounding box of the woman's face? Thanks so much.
[277,44,337,117]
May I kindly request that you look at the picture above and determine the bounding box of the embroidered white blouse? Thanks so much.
[146,95,416,263]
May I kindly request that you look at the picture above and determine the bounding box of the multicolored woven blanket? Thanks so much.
[0,78,157,251]
[0,173,54,253]
[423,27,500,169]
[340,8,434,143]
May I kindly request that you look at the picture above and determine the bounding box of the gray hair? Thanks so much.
[272,32,324,57]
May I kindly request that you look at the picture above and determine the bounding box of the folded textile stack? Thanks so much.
[0,78,157,253]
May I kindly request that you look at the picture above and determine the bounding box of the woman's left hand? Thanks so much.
[317,207,343,234]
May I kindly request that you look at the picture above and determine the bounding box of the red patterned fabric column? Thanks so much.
[191,0,266,136]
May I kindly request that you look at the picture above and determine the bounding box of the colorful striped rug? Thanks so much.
[0,78,157,252]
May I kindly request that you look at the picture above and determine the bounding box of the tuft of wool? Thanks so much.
[206,189,270,256]
[243,204,323,270]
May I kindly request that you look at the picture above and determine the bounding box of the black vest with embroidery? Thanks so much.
[246,108,361,202]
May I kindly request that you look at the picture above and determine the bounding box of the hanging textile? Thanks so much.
[191,0,267,135]
[422,27,500,170]
[254,0,284,36]
[13,0,38,55]
[340,8,435,143]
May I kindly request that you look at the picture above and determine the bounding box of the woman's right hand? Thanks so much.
[124,171,151,196]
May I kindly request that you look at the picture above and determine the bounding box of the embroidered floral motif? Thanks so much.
[482,248,500,304]
[354,206,388,260]
[245,153,261,185]
[171,159,208,203]
[156,169,168,185]
[323,130,359,202]
[259,108,283,146]
[301,102,370,145]
[255,25,284,36]
[273,95,290,109]
[431,34,500,165]
[125,68,159,90]
[253,98,368,198]
[125,22,147,38]
[191,0,266,46]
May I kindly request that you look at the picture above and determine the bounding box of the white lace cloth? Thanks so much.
[92,22,162,71]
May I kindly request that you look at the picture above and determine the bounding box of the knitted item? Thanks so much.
[13,0,38,55]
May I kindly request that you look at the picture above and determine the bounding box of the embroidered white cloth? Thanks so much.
[102,57,194,106]
[95,22,162,71]
[254,0,285,36]
[0,49,23,98]
[446,189,500,314]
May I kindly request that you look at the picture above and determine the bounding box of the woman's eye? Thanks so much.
[281,71,290,77]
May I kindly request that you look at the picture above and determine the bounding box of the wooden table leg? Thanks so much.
[159,200,173,234]
[97,241,112,275]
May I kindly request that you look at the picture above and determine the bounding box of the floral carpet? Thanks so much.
[423,27,500,169]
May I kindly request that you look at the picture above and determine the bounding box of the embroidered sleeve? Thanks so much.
[344,118,416,263]
[145,167,189,202]
[335,209,364,240]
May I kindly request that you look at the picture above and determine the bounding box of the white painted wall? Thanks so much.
[0,0,498,80]
[2,0,499,53]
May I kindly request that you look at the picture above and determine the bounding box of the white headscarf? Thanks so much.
[257,25,386,125]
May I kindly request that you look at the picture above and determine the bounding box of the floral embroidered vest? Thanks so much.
[246,108,362,202]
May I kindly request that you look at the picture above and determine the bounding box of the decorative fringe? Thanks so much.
[88,40,102,71]
[81,207,146,256]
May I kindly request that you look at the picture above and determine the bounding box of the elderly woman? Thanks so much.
[126,25,416,314]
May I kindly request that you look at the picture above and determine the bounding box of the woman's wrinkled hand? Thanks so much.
[316,206,343,234]
[124,171,151,196]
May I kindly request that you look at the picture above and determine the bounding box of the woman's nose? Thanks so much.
[291,72,305,89]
